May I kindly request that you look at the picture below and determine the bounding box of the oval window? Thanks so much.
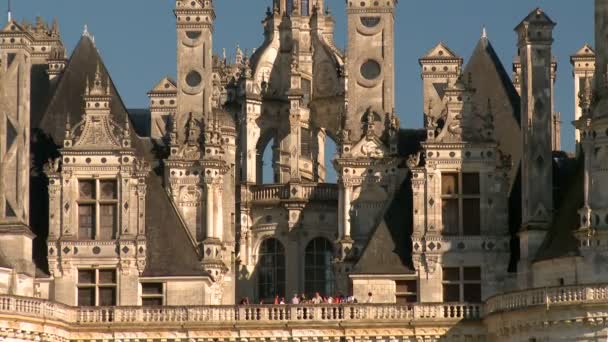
[360,17,380,28]
[186,31,202,40]
[186,70,202,87]
[360,60,381,80]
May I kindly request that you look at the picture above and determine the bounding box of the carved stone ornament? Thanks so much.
[406,152,421,169]
[360,140,384,159]
[423,253,439,274]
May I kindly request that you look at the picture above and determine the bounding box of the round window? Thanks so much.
[186,70,202,87]
[186,31,202,40]
[360,60,381,80]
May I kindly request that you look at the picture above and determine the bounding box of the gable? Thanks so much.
[421,42,460,60]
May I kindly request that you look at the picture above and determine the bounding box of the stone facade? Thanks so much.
[0,1,608,341]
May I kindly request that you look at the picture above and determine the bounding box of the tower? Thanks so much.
[419,42,463,124]
[515,8,555,288]
[570,44,595,148]
[0,20,36,294]
[574,0,608,269]
[174,0,214,139]
[344,0,396,139]
[333,0,402,263]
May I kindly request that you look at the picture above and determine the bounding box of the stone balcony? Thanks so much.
[248,183,339,203]
[484,284,608,340]
[0,296,484,341]
[485,283,608,315]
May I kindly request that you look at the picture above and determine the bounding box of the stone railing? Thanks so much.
[485,283,608,315]
[250,184,289,201]
[249,183,338,202]
[0,295,481,326]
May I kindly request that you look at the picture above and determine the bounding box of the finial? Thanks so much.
[85,77,90,95]
[83,24,89,37]
[51,17,59,36]
[7,0,11,23]
[481,26,487,39]
[124,113,130,137]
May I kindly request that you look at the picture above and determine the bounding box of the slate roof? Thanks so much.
[351,130,425,275]
[464,35,522,210]
[352,176,415,275]
[32,35,207,277]
[535,154,583,261]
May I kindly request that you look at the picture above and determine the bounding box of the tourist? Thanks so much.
[366,292,373,303]
[274,295,280,305]
[280,297,286,304]
[291,293,300,304]
[312,292,322,304]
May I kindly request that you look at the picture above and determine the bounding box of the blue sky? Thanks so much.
[10,0,593,157]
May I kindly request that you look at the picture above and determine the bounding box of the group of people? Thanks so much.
[239,292,374,305]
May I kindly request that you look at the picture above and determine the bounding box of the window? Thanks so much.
[141,282,164,306]
[300,0,309,16]
[301,79,311,107]
[305,238,334,296]
[441,172,480,235]
[442,266,481,303]
[78,179,118,240]
[300,127,313,159]
[258,238,286,302]
[395,279,418,304]
[77,269,117,306]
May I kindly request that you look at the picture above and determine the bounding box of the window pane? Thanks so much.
[258,238,286,302]
[79,180,95,199]
[442,199,459,235]
[443,284,460,302]
[142,283,163,295]
[441,173,458,195]
[78,287,95,306]
[463,199,481,235]
[78,270,95,284]
[99,287,116,306]
[78,204,95,240]
[442,267,460,281]
[304,238,335,296]
[142,298,163,306]
[98,269,116,284]
[463,267,481,281]
[301,78,311,107]
[462,173,480,195]
[396,280,417,294]
[99,204,116,240]
[100,180,117,200]
[463,283,481,302]
[300,127,312,159]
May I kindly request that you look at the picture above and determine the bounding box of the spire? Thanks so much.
[7,0,11,23]
[51,17,59,37]
[482,26,487,39]
[83,24,89,36]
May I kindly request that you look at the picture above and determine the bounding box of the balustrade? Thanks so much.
[250,184,338,202]
[0,295,480,326]
[485,283,608,314]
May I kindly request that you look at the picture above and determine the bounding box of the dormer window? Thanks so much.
[78,179,118,240]
[441,172,480,235]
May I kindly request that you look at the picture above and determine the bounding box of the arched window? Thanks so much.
[305,238,335,296]
[258,238,286,302]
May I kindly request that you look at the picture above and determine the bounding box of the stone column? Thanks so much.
[215,182,223,241]
[343,185,352,238]
[206,182,215,239]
